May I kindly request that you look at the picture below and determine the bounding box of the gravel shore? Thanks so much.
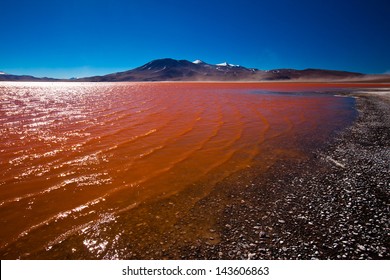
[186,89,389,260]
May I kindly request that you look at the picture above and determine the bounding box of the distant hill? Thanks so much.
[0,72,59,81]
[1,59,389,82]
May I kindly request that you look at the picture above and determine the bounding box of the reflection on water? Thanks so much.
[0,82,355,258]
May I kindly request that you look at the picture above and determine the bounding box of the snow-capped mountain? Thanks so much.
[1,58,375,82]
[80,58,263,82]
[78,58,365,82]
[192,59,205,64]
[216,62,240,67]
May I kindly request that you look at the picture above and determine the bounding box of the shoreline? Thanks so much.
[2,87,388,260]
[193,89,389,260]
[127,88,389,260]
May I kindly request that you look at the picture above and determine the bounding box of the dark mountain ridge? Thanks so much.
[0,72,59,82]
[1,59,388,82]
[77,58,367,82]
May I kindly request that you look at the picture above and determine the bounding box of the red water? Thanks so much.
[0,82,363,258]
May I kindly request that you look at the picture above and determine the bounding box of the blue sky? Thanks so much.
[1,0,389,78]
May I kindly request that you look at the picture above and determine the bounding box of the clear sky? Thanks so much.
[1,0,389,78]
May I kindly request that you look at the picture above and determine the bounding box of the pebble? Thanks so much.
[247,253,256,259]
[357,245,366,251]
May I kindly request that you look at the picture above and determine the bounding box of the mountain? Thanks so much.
[79,58,258,82]
[0,72,58,81]
[78,58,365,82]
[1,59,388,82]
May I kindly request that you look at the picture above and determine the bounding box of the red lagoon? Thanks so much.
[0,82,372,258]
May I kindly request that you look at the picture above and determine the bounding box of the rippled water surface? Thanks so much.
[0,82,357,258]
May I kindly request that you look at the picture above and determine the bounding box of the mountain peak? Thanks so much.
[137,58,197,71]
[193,59,205,64]
[216,62,239,67]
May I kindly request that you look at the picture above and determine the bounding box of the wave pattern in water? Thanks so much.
[0,82,356,257]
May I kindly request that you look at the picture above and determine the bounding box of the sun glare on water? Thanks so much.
[0,82,355,258]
